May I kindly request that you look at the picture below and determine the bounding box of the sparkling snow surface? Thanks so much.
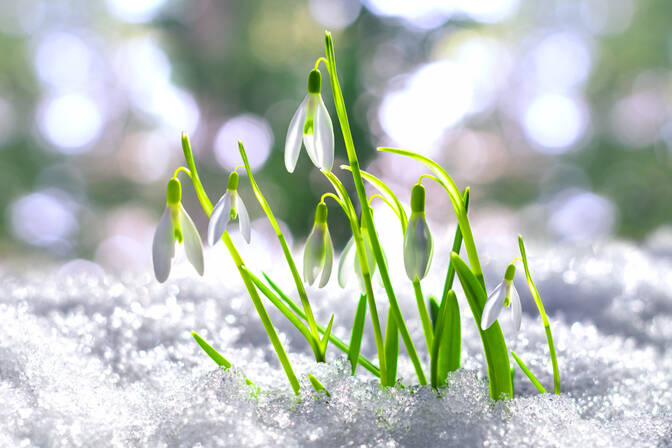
[1,240,672,447]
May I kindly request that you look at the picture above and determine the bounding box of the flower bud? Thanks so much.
[303,203,334,288]
[403,184,433,281]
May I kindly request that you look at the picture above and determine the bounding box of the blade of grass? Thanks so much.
[308,374,331,397]
[239,141,323,360]
[428,296,440,329]
[431,290,458,387]
[348,294,367,375]
[384,307,399,385]
[192,331,232,368]
[510,350,547,394]
[263,273,381,378]
[519,235,560,394]
[243,267,320,356]
[437,292,460,385]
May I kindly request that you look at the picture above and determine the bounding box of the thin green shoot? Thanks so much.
[348,294,367,375]
[238,141,324,360]
[262,273,381,378]
[510,350,547,394]
[308,374,331,397]
[518,235,560,394]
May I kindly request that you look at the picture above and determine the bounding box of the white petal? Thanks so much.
[318,229,333,288]
[236,194,251,244]
[403,214,433,281]
[303,225,326,285]
[338,237,355,288]
[302,95,321,168]
[313,96,334,171]
[509,283,522,333]
[180,204,204,276]
[152,207,175,283]
[480,282,506,330]
[285,96,308,173]
[207,191,231,246]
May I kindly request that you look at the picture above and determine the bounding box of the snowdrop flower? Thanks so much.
[303,202,334,287]
[403,184,433,281]
[285,69,334,173]
[152,177,204,283]
[207,171,251,245]
[481,264,522,333]
[337,217,376,290]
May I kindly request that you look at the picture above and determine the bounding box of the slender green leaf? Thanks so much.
[321,314,335,355]
[428,296,440,330]
[244,268,320,356]
[238,141,322,358]
[439,292,461,382]
[510,350,547,394]
[263,273,381,378]
[308,374,331,397]
[384,307,399,385]
[341,165,408,230]
[192,331,231,368]
[451,252,513,400]
[519,235,560,394]
[348,294,367,375]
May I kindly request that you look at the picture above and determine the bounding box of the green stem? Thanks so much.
[412,279,433,357]
[440,188,469,307]
[324,32,426,385]
[238,141,324,361]
[321,170,388,386]
[181,133,300,395]
[518,235,560,394]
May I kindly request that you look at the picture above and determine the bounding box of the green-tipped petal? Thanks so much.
[179,204,204,276]
[312,96,334,171]
[302,94,321,168]
[403,213,433,281]
[152,207,175,283]
[285,96,308,173]
[481,281,506,330]
[318,228,333,288]
[303,225,327,285]
[236,194,251,244]
[207,190,232,246]
[509,283,522,333]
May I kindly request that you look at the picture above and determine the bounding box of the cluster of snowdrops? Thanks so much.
[151,32,560,400]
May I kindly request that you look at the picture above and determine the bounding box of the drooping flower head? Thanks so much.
[303,202,334,287]
[481,263,522,333]
[285,69,334,173]
[207,170,251,246]
[403,184,434,282]
[152,177,204,283]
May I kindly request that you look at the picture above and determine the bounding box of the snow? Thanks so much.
[1,240,672,447]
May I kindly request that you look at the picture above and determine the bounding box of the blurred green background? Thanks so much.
[0,0,670,271]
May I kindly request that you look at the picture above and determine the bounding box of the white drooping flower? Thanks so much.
[303,202,334,288]
[285,69,334,173]
[207,171,251,245]
[480,264,522,333]
[152,177,205,283]
[403,184,433,282]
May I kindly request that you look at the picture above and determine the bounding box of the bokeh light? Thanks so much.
[38,93,104,152]
[214,114,274,171]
